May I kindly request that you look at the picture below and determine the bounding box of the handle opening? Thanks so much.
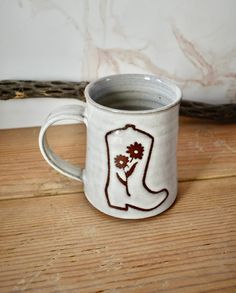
[39,104,86,182]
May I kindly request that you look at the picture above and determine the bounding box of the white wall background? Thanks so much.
[0,0,235,128]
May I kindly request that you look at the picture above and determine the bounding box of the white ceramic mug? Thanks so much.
[39,74,182,219]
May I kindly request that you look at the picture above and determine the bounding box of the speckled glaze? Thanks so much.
[39,74,182,219]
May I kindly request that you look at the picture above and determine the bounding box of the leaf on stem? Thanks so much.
[116,172,126,186]
[126,162,138,177]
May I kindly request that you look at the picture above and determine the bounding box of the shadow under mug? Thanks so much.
[39,74,182,219]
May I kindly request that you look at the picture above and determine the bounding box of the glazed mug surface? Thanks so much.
[39,74,182,219]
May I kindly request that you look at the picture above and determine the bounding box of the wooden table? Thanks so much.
[0,117,236,293]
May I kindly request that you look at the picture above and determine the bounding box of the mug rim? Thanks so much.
[84,73,182,114]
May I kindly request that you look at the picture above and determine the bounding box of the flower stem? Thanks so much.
[125,172,131,196]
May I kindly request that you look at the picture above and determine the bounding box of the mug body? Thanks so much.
[84,74,181,219]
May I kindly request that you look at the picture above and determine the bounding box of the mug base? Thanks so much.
[83,190,177,220]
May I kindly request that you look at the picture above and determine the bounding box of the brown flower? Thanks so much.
[114,155,129,169]
[126,142,144,159]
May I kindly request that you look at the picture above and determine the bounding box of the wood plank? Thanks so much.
[0,125,85,200]
[0,177,236,293]
[178,117,236,181]
[0,117,236,200]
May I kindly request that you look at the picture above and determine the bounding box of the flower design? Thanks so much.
[114,155,129,169]
[114,142,144,196]
[126,142,144,160]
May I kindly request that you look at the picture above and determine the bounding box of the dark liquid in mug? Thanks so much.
[96,91,170,111]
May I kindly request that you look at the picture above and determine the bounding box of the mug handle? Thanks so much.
[38,103,86,182]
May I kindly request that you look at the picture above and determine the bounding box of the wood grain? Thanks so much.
[0,117,236,200]
[178,117,236,181]
[0,125,85,200]
[0,177,235,293]
[0,117,236,292]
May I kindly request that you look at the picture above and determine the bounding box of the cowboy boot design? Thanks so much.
[105,124,169,211]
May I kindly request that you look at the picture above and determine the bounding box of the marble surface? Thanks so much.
[0,0,235,104]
